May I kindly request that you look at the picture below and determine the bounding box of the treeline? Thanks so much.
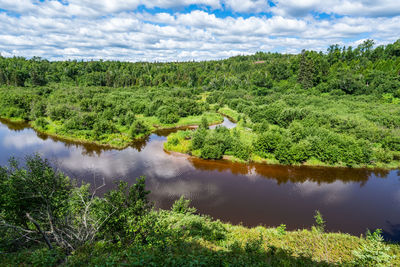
[1,39,400,96]
[0,40,400,166]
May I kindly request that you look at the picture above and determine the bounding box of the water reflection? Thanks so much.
[1,119,400,240]
[188,157,389,185]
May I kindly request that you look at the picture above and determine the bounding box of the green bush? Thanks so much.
[171,196,197,214]
[201,143,224,159]
[35,117,48,130]
[253,131,282,157]
[129,120,150,138]
[274,139,294,164]
[232,139,252,160]
[191,129,207,150]
[353,229,396,266]
[313,210,325,233]
[93,119,117,137]
[157,105,180,124]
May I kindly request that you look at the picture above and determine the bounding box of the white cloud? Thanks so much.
[224,0,269,13]
[271,0,400,17]
[295,181,352,204]
[0,1,399,61]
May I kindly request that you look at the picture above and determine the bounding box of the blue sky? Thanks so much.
[0,0,399,61]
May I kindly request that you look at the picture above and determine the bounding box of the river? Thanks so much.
[0,118,399,241]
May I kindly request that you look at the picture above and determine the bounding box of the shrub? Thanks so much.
[0,155,72,251]
[199,127,233,159]
[157,105,180,124]
[274,139,293,164]
[201,143,224,159]
[313,210,325,233]
[373,147,393,163]
[353,229,396,266]
[170,137,179,146]
[30,101,47,120]
[253,131,282,157]
[171,196,197,215]
[47,105,71,121]
[191,129,207,150]
[100,178,152,242]
[120,111,136,126]
[232,139,252,160]
[35,117,48,130]
[277,224,286,236]
[288,140,312,163]
[129,120,150,138]
[200,116,209,130]
[0,155,154,253]
[93,119,117,137]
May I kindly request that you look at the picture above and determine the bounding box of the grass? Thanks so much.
[141,112,223,129]
[164,130,192,153]
[1,210,399,266]
[31,118,132,149]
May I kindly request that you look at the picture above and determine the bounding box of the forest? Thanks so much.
[1,39,400,167]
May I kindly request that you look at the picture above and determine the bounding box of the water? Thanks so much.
[1,118,400,241]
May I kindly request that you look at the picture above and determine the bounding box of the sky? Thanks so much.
[0,0,399,62]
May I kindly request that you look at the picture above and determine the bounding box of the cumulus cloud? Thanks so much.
[0,0,399,61]
[271,0,400,17]
[224,0,269,13]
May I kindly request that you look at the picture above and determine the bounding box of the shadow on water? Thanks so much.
[383,221,400,243]
[187,157,390,185]
[0,118,30,131]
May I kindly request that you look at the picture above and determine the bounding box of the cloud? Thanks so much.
[271,0,400,17]
[0,0,399,61]
[224,0,269,13]
[294,181,352,204]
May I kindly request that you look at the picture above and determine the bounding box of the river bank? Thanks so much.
[163,125,400,170]
[0,112,224,150]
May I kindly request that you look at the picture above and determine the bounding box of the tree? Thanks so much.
[297,50,315,89]
[200,116,209,130]
[129,120,150,138]
[0,155,152,252]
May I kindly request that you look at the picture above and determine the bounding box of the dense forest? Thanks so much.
[1,39,400,167]
[1,155,399,266]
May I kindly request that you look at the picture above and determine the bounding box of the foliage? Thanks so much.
[0,155,152,253]
[191,128,207,150]
[313,210,326,233]
[200,126,233,160]
[200,116,209,130]
[129,120,150,138]
[100,178,152,242]
[232,139,252,160]
[277,224,287,236]
[352,229,396,266]
[171,196,197,214]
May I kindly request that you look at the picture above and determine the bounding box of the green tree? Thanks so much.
[129,120,150,138]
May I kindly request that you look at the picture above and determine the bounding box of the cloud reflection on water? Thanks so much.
[1,120,400,238]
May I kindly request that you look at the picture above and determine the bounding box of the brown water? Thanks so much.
[1,118,400,241]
